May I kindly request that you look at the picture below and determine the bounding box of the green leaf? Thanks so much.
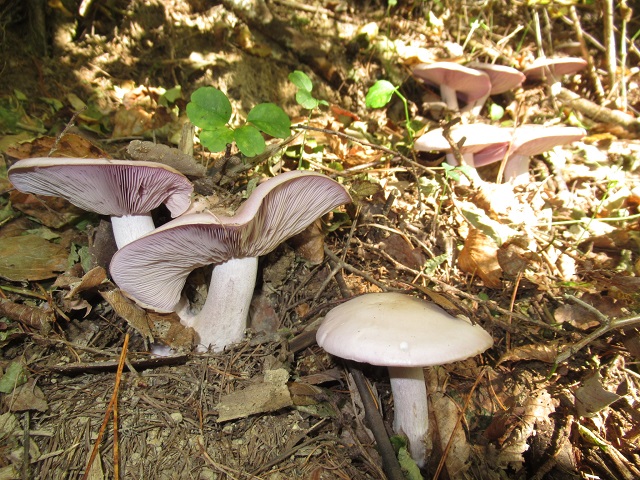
[200,126,235,152]
[296,90,321,110]
[234,125,266,156]
[0,361,28,393]
[247,103,291,138]
[186,87,232,129]
[365,80,397,108]
[288,70,313,92]
[489,103,504,121]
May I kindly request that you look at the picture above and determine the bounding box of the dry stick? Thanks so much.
[556,88,640,133]
[82,334,129,480]
[619,0,633,112]
[554,295,640,366]
[568,6,606,103]
[601,0,617,92]
[432,368,487,480]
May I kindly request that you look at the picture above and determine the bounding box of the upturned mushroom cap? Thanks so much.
[512,125,586,156]
[316,292,493,367]
[413,62,492,105]
[468,62,526,94]
[414,124,512,166]
[7,158,193,218]
[523,57,587,82]
[110,170,352,312]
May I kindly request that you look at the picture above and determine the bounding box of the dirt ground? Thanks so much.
[1,0,640,479]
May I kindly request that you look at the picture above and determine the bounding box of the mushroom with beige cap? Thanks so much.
[110,170,351,352]
[7,158,193,248]
[316,292,493,468]
[412,62,492,112]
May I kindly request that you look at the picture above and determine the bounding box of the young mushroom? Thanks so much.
[8,158,193,248]
[110,170,351,352]
[412,62,491,112]
[316,292,493,468]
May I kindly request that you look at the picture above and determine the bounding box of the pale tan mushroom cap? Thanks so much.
[316,292,493,367]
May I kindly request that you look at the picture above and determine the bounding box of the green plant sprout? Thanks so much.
[186,86,291,157]
[365,80,415,143]
[288,70,328,167]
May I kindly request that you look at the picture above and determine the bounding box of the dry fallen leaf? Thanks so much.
[498,342,560,364]
[4,133,109,162]
[289,218,326,265]
[458,229,503,288]
[0,235,68,281]
[9,191,86,229]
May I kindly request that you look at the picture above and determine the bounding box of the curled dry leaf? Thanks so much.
[0,298,53,334]
[498,342,560,364]
[458,228,503,288]
[288,218,326,265]
[4,134,109,162]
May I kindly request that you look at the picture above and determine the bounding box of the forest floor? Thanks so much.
[1,0,640,479]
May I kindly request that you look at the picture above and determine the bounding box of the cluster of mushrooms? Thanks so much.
[8,154,494,468]
[413,57,589,184]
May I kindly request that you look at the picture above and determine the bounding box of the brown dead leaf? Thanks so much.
[9,191,86,228]
[498,342,560,364]
[216,369,292,422]
[458,229,503,288]
[4,133,109,162]
[497,238,540,277]
[7,379,48,412]
[147,310,195,351]
[100,289,154,341]
[0,235,68,281]
[554,294,625,330]
[380,233,425,270]
[574,371,621,417]
[289,219,325,265]
[65,266,107,299]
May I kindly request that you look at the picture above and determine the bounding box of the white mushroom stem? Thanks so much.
[502,154,531,186]
[440,85,460,111]
[110,214,157,248]
[388,366,429,468]
[180,257,259,352]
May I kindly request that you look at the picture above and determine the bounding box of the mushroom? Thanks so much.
[7,158,193,248]
[110,170,351,352]
[412,62,491,112]
[466,63,525,116]
[316,292,493,467]
[503,125,586,184]
[414,124,512,183]
[523,57,587,95]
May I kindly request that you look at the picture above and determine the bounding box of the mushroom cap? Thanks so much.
[523,57,587,81]
[414,124,512,154]
[512,125,586,156]
[468,62,526,94]
[110,170,352,312]
[8,158,193,218]
[413,62,492,103]
[316,292,493,367]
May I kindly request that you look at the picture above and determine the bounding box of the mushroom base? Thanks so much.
[388,366,429,468]
[183,256,259,352]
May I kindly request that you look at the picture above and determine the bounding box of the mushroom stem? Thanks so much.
[503,154,531,185]
[182,256,259,352]
[439,85,460,111]
[110,214,157,248]
[388,366,429,468]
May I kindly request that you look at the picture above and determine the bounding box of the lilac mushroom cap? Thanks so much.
[7,157,193,247]
[316,292,493,467]
[110,170,352,352]
[523,57,587,83]
[413,62,492,112]
[466,63,526,115]
[505,125,586,184]
[415,124,512,183]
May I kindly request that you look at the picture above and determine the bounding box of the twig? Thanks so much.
[601,0,617,91]
[323,245,392,291]
[554,295,640,365]
[81,334,129,480]
[349,365,406,480]
[568,6,605,103]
